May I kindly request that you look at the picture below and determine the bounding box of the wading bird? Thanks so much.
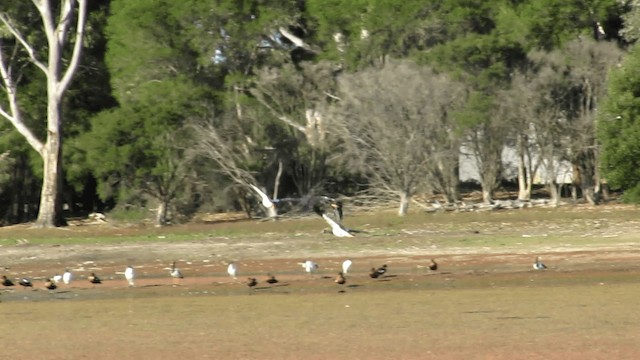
[313,204,354,237]
[342,259,353,274]
[247,277,258,289]
[44,278,57,290]
[19,278,33,288]
[533,257,547,270]
[2,275,14,287]
[299,260,319,275]
[170,261,184,285]
[62,269,72,285]
[375,264,387,277]
[369,267,379,279]
[266,274,278,284]
[88,273,102,284]
[124,266,135,286]
[227,262,238,279]
[428,259,438,271]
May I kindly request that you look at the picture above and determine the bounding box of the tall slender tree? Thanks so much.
[0,0,88,227]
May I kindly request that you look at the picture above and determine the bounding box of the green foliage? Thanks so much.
[83,77,207,201]
[598,45,640,201]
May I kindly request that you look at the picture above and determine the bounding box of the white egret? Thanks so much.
[227,262,238,279]
[124,266,135,286]
[322,213,354,237]
[62,269,72,285]
[342,259,352,274]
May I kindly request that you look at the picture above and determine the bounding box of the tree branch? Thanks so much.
[58,0,86,95]
[0,13,47,74]
[0,40,44,154]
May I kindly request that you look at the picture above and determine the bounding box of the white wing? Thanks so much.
[62,271,72,284]
[322,213,354,237]
[249,184,274,209]
[342,259,352,274]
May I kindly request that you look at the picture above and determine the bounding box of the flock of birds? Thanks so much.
[0,255,549,293]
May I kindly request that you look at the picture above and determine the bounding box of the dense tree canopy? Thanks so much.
[0,0,637,226]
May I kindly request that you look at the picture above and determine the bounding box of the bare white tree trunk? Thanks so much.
[516,135,530,201]
[0,0,87,227]
[398,191,410,216]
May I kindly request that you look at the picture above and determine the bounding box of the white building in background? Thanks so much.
[458,145,574,185]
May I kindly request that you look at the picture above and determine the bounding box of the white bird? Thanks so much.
[322,213,354,237]
[227,262,238,279]
[170,261,183,284]
[249,184,274,209]
[533,257,547,270]
[62,269,72,285]
[299,260,319,274]
[52,274,63,284]
[124,266,135,286]
[342,259,352,274]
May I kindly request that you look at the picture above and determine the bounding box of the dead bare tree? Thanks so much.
[189,118,277,219]
[498,72,545,201]
[559,38,623,205]
[0,0,87,227]
[330,59,465,215]
[250,62,339,195]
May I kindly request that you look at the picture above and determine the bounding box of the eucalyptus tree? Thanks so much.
[0,0,88,227]
[331,59,465,215]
